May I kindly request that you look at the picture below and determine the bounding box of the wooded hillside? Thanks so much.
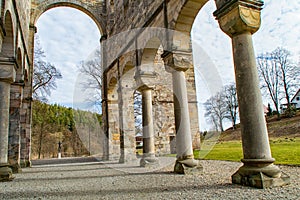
[31,101,104,159]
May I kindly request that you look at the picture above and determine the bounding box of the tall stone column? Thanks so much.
[214,0,290,188]
[0,57,15,181]
[162,51,202,174]
[139,86,158,167]
[8,83,23,173]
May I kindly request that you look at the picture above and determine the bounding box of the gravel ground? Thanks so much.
[0,157,299,200]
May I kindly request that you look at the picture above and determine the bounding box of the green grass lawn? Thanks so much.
[194,138,300,165]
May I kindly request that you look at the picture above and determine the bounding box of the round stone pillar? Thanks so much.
[214,0,290,188]
[162,51,202,174]
[139,87,158,167]
[0,81,14,181]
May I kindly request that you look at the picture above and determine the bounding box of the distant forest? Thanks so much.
[31,101,104,159]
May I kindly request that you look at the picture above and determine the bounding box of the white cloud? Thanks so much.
[36,7,101,106]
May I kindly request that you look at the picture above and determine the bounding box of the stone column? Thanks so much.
[214,0,290,188]
[139,87,158,167]
[0,57,15,181]
[8,83,23,173]
[162,51,202,174]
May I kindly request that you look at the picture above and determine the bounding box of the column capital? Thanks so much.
[161,50,192,72]
[213,0,264,37]
[134,70,157,91]
[0,57,16,83]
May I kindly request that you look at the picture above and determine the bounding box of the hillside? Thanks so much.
[220,111,300,141]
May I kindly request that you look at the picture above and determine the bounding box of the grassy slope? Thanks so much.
[197,111,300,165]
[220,111,300,141]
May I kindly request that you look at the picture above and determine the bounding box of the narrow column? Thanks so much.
[162,51,202,174]
[214,0,290,188]
[0,81,14,181]
[139,87,158,167]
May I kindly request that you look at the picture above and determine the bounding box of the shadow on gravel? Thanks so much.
[31,156,101,166]
[21,165,109,174]
[0,183,238,199]
[14,171,174,183]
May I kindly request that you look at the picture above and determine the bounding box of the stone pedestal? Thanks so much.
[214,0,290,188]
[162,51,202,174]
[139,88,159,167]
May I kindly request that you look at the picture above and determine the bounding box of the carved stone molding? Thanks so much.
[214,1,264,37]
[161,50,192,72]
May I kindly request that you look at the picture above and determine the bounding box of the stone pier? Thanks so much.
[214,0,290,188]
[162,51,202,174]
[8,83,23,173]
[139,87,159,167]
[0,57,15,181]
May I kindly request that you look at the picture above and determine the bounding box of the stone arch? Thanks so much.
[140,37,164,73]
[15,48,23,82]
[137,28,168,54]
[31,0,105,35]
[170,0,209,50]
[1,10,15,57]
[120,52,135,77]
[107,74,118,99]
[172,0,209,35]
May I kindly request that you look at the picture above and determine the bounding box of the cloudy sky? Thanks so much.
[36,0,300,131]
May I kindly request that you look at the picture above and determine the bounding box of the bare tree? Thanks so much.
[272,47,300,107]
[77,48,102,112]
[204,92,227,132]
[257,47,300,117]
[223,83,239,130]
[33,36,62,101]
[257,52,281,117]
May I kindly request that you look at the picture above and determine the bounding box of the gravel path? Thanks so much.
[0,157,299,200]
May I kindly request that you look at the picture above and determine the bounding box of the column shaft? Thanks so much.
[0,81,14,181]
[0,81,10,164]
[140,88,158,167]
[141,89,155,156]
[232,32,272,159]
[172,70,193,159]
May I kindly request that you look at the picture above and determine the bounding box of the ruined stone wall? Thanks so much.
[103,0,201,155]
[2,0,201,165]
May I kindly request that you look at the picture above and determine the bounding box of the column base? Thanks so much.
[174,158,203,175]
[140,155,159,168]
[119,155,137,164]
[0,164,15,182]
[232,159,290,189]
[20,160,31,168]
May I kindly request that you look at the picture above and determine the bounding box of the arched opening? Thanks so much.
[1,11,14,57]
[138,37,177,156]
[31,6,102,161]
